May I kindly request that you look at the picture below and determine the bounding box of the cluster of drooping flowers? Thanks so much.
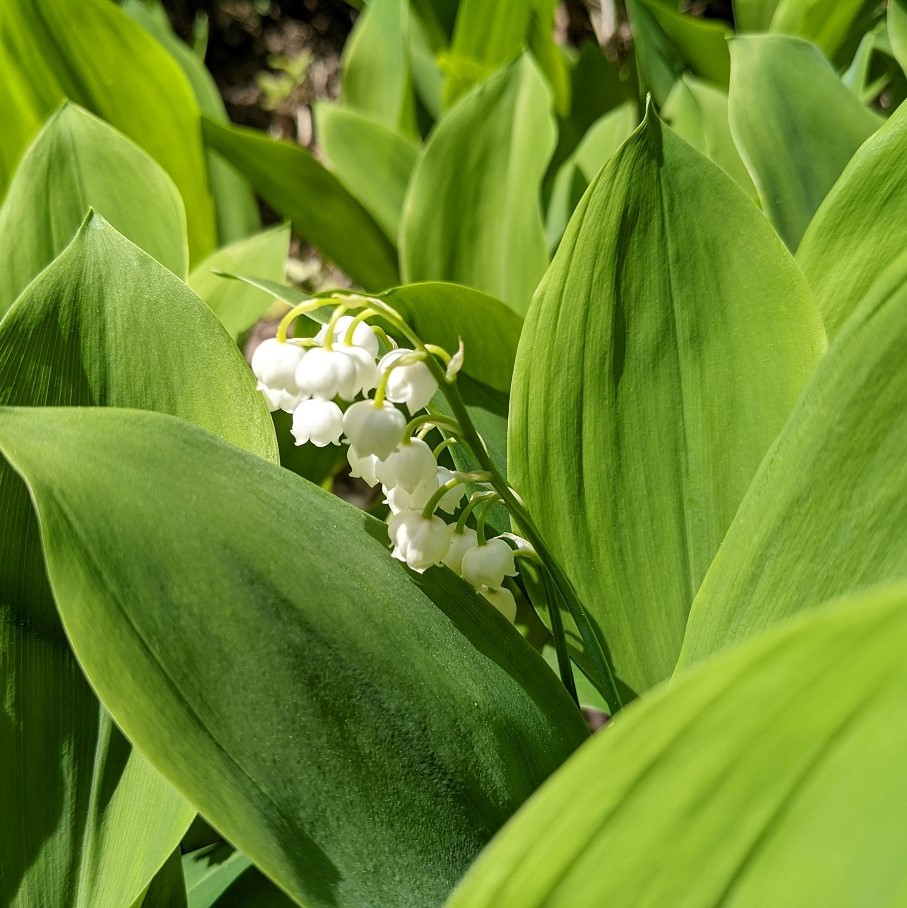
[250,295,530,621]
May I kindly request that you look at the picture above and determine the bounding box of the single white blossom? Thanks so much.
[340,344,379,396]
[435,467,466,514]
[384,476,437,514]
[296,348,359,401]
[251,338,304,394]
[480,585,517,622]
[388,511,452,573]
[375,438,437,492]
[443,527,478,575]
[342,400,407,459]
[347,445,379,487]
[378,349,439,414]
[317,315,379,358]
[461,538,518,590]
[291,399,343,447]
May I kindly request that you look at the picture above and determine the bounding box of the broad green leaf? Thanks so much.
[677,249,907,670]
[892,0,907,74]
[122,0,260,245]
[0,216,276,906]
[441,0,532,106]
[449,583,907,906]
[626,0,731,104]
[189,224,290,342]
[401,55,556,313]
[316,104,419,241]
[0,103,187,318]
[526,1,571,116]
[202,118,399,291]
[183,845,294,908]
[0,0,216,261]
[0,51,41,195]
[137,849,188,908]
[771,0,874,58]
[341,0,415,134]
[662,75,757,199]
[546,102,638,250]
[728,35,880,250]
[797,99,907,339]
[510,111,825,697]
[732,0,781,30]
[0,405,588,908]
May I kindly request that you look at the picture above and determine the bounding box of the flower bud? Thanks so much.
[295,347,361,401]
[347,445,379,487]
[388,511,452,573]
[435,467,466,514]
[251,338,304,393]
[342,400,407,460]
[443,527,478,575]
[375,438,437,492]
[291,399,343,447]
[480,586,517,622]
[461,538,518,590]
[378,349,439,414]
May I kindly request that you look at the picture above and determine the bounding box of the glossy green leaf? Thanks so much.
[677,249,907,670]
[796,99,907,339]
[510,111,825,698]
[626,0,731,104]
[0,405,588,908]
[892,0,907,74]
[771,0,873,58]
[316,104,419,241]
[0,51,42,195]
[122,0,260,245]
[183,845,294,908]
[401,55,556,313]
[732,0,781,31]
[0,0,216,261]
[189,224,290,342]
[449,583,907,906]
[202,118,399,291]
[0,103,187,318]
[662,75,757,199]
[0,215,276,906]
[546,102,638,250]
[341,0,415,134]
[729,35,880,250]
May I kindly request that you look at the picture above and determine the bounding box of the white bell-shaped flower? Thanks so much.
[435,467,466,514]
[347,445,379,487]
[339,344,379,396]
[291,399,343,447]
[378,349,439,414]
[384,476,437,515]
[388,510,452,573]
[461,538,518,590]
[251,338,304,393]
[342,400,406,460]
[443,527,478,575]
[317,315,380,358]
[295,348,359,401]
[375,438,437,492]
[480,585,517,622]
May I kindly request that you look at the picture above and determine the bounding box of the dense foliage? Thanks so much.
[2,0,907,905]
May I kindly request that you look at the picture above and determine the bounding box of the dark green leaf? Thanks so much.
[202,118,400,291]
[0,405,588,908]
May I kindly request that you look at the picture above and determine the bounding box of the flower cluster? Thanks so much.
[251,299,528,622]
